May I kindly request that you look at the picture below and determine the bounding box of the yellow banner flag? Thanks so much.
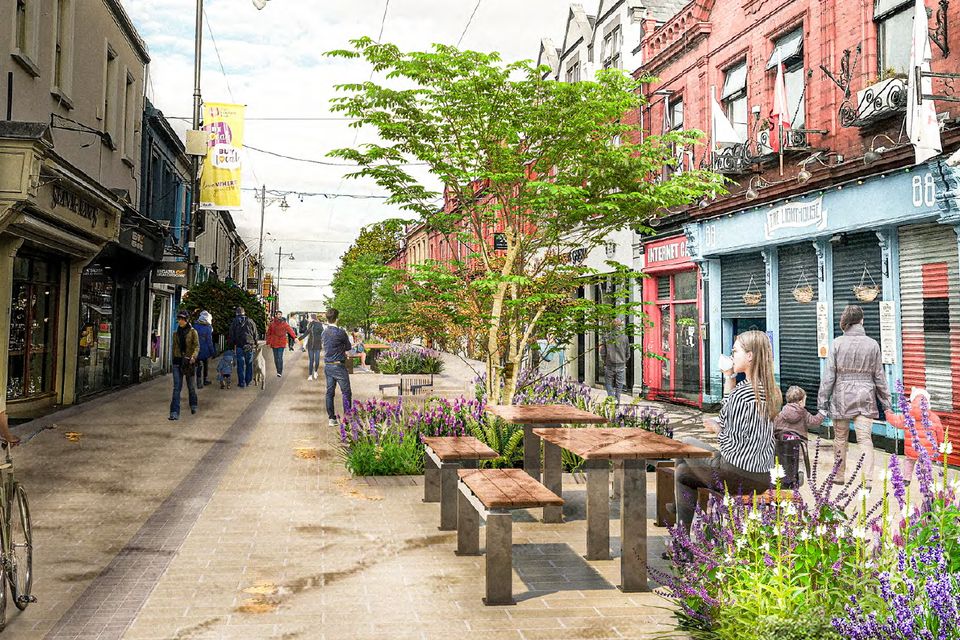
[200,103,245,210]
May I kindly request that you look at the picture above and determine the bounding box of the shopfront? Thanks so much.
[7,254,61,403]
[77,261,116,396]
[685,165,951,438]
[642,234,704,405]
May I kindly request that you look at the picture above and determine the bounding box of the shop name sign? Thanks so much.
[764,197,826,239]
[646,238,688,266]
[52,185,100,228]
[154,262,188,286]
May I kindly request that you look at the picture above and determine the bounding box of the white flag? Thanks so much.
[906,0,942,164]
[712,96,742,149]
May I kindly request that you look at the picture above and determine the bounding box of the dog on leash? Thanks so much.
[252,343,267,390]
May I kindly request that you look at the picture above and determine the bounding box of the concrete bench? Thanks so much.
[456,469,564,606]
[422,437,499,530]
[379,373,434,396]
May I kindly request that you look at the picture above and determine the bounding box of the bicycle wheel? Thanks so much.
[0,502,7,631]
[7,483,32,611]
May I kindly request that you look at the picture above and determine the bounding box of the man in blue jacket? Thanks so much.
[321,308,353,426]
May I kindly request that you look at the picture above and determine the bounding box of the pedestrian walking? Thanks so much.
[229,306,259,388]
[266,310,301,377]
[600,319,630,402]
[818,305,891,488]
[885,387,945,486]
[287,314,298,351]
[298,314,308,337]
[322,308,353,426]
[195,310,215,387]
[672,330,780,534]
[301,313,324,380]
[169,310,200,421]
[217,350,235,388]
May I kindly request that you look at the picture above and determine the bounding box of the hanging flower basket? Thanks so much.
[792,269,814,304]
[742,275,763,306]
[853,264,880,302]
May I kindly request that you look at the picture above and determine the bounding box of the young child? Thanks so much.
[217,350,235,389]
[775,386,824,439]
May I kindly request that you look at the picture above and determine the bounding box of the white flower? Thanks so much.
[723,553,734,564]
[747,509,761,522]
[722,494,733,507]
[878,468,892,484]
[950,478,960,493]
[770,464,787,483]
[799,530,811,542]
[856,488,871,502]
[835,524,847,538]
[851,526,867,540]
[783,504,798,518]
[940,441,954,455]
[772,566,780,576]
[715,570,725,581]
[815,524,827,537]
[772,525,782,536]
[865,559,874,569]
[741,522,749,535]
[736,538,746,550]
[760,541,770,552]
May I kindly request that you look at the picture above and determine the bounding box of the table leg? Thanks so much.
[620,458,648,592]
[456,484,481,556]
[484,510,515,605]
[585,459,611,560]
[439,461,461,531]
[523,424,540,481]
[542,440,563,523]
[423,450,440,503]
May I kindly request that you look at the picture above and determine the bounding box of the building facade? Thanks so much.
[1,0,151,417]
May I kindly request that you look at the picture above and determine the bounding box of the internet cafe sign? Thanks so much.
[644,235,688,268]
[153,261,188,286]
[764,197,827,239]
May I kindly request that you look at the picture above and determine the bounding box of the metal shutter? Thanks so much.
[721,253,766,318]
[657,275,670,301]
[898,224,959,421]
[778,243,820,411]
[832,232,883,342]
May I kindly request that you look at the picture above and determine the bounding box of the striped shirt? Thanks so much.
[717,380,775,474]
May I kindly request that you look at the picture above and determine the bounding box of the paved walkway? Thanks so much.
[5,350,884,639]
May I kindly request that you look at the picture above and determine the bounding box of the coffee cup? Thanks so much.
[718,353,734,373]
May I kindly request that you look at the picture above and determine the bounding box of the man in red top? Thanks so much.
[265,310,301,378]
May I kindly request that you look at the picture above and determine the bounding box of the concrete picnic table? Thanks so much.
[532,427,712,592]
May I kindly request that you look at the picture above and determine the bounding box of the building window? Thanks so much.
[12,0,40,76]
[721,61,748,143]
[875,0,913,76]
[668,99,684,132]
[7,255,61,402]
[767,28,805,128]
[565,61,581,83]
[52,0,75,101]
[122,72,136,160]
[602,25,622,69]
[103,45,118,148]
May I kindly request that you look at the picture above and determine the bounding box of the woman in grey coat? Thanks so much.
[817,305,891,487]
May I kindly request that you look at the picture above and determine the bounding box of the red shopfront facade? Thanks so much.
[642,234,704,406]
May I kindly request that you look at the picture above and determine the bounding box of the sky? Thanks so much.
[124,0,571,312]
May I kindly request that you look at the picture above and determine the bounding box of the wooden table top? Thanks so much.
[422,436,499,461]
[458,469,564,510]
[532,428,714,461]
[364,343,390,350]
[485,404,607,425]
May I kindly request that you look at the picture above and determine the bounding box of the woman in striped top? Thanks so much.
[673,330,782,533]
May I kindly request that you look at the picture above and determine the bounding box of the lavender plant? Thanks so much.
[376,343,444,374]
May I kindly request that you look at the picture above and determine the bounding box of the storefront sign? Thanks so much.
[493,233,507,250]
[568,247,588,264]
[644,236,689,268]
[247,277,259,290]
[153,261,188,286]
[764,197,826,239]
[52,185,100,228]
[130,231,145,252]
[879,301,897,365]
[816,301,830,358]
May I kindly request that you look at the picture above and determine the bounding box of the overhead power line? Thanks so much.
[239,187,390,199]
[457,0,482,47]
[168,116,355,122]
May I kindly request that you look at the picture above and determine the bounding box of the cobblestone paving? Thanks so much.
[4,351,881,639]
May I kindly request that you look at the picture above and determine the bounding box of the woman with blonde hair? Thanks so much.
[673,330,781,534]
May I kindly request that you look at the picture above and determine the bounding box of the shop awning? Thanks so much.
[766,29,803,69]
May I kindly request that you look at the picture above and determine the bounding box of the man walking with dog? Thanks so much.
[229,306,259,388]
[322,308,353,427]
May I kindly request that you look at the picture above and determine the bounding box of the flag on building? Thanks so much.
[711,90,741,150]
[200,103,246,211]
[906,0,942,165]
[769,51,791,153]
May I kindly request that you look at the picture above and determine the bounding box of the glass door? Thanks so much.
[673,303,701,402]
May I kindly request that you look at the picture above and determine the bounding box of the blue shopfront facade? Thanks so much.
[684,163,960,442]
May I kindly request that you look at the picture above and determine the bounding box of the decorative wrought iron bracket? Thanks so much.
[820,44,863,128]
[929,0,949,58]
[918,69,960,103]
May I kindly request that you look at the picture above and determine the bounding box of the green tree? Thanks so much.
[182,279,266,339]
[328,39,724,403]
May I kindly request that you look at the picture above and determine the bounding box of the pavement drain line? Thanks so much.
[43,370,294,640]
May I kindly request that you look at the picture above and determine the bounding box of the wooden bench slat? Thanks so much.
[459,469,563,509]
[423,436,499,461]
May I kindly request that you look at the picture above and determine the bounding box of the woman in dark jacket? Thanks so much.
[170,310,200,420]
[818,305,891,487]
[195,310,215,387]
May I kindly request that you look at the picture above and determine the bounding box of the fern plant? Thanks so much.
[468,416,524,468]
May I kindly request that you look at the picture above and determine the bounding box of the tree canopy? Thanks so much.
[328,39,725,402]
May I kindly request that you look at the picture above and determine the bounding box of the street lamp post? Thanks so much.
[255,186,288,300]
[186,0,204,287]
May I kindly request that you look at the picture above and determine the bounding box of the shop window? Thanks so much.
[875,0,913,75]
[767,28,805,128]
[673,269,697,301]
[721,61,748,143]
[7,256,60,401]
[77,262,115,396]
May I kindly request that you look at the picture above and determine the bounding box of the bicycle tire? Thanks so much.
[0,499,7,631]
[7,483,32,611]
